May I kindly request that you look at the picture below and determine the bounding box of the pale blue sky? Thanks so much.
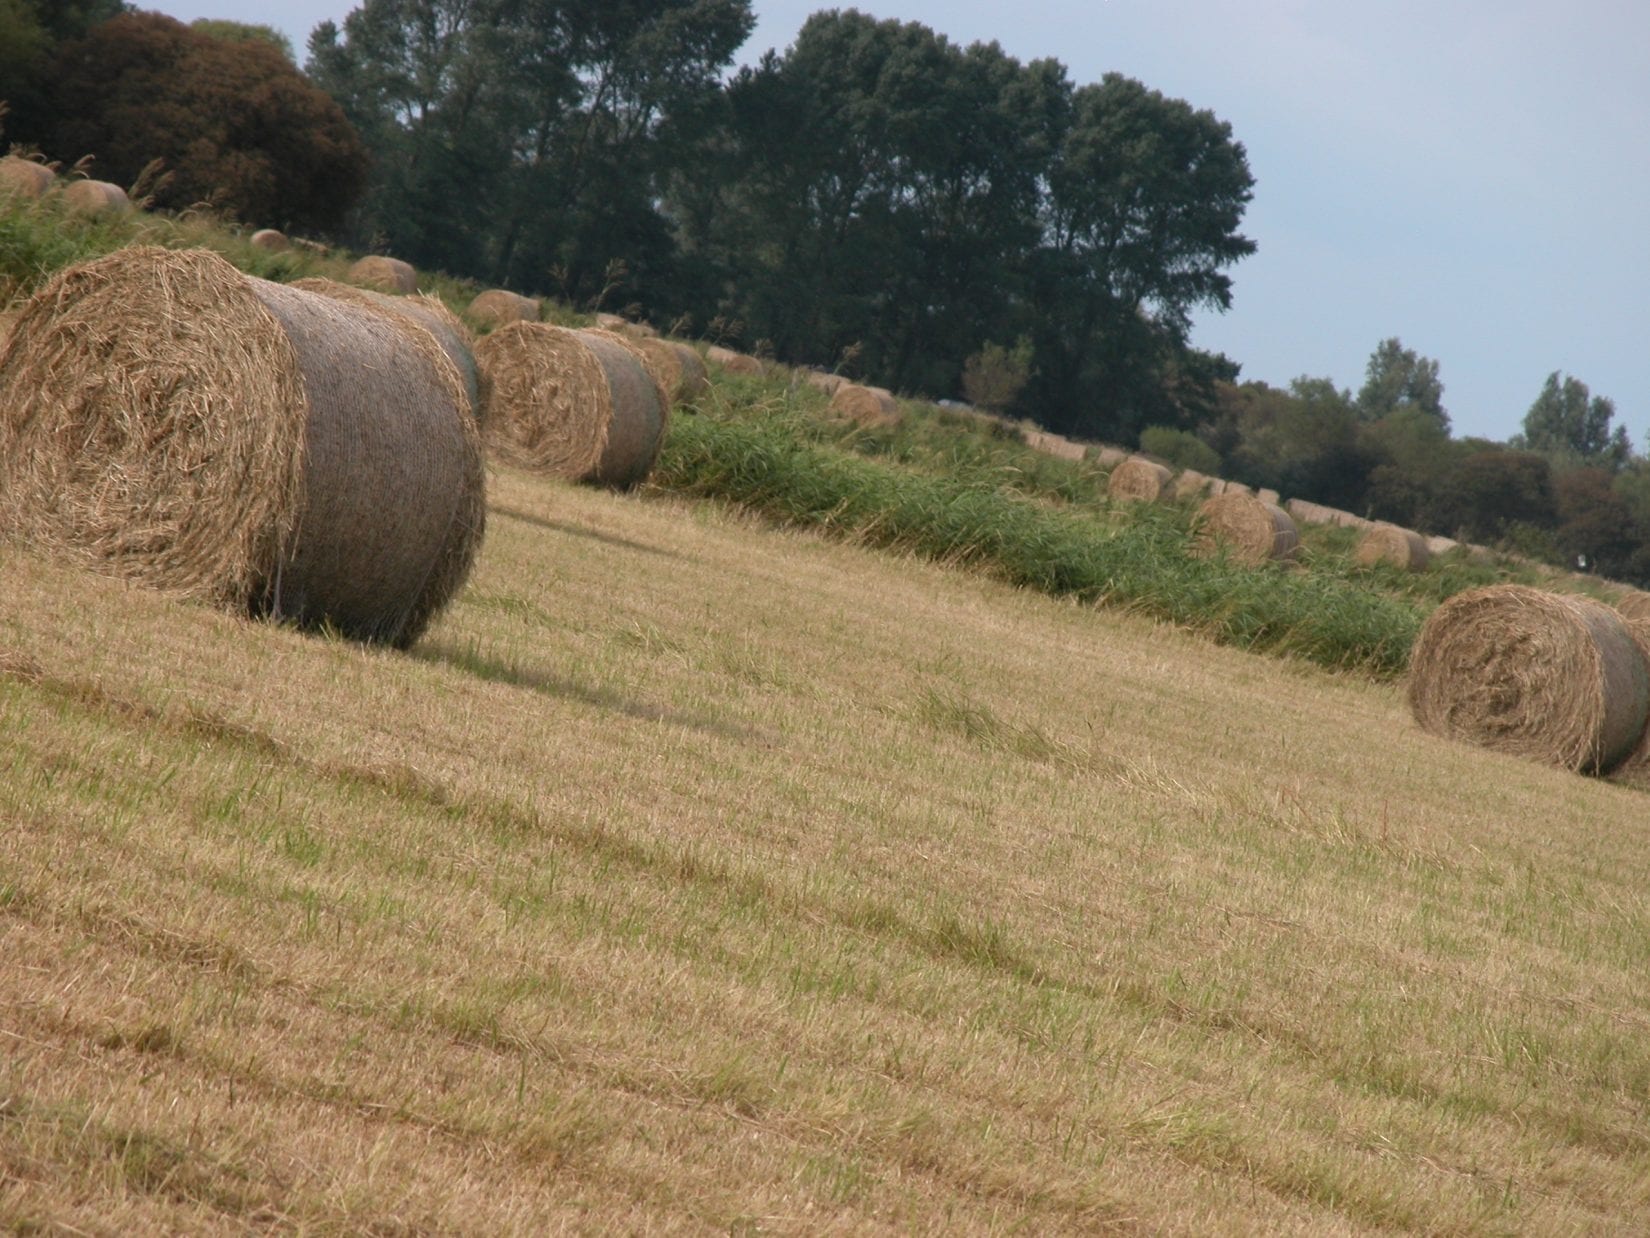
[150,1,1649,443]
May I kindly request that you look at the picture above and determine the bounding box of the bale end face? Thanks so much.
[829,384,899,427]
[1409,584,1650,775]
[0,157,55,199]
[62,180,131,216]
[250,229,289,252]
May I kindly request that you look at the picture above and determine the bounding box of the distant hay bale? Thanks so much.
[1194,492,1299,564]
[1222,480,1254,499]
[1425,535,1461,556]
[1173,469,1212,501]
[293,278,482,423]
[1287,498,1372,530]
[0,157,54,199]
[706,344,762,374]
[249,229,289,252]
[475,322,665,488]
[1356,524,1430,572]
[624,337,707,405]
[804,370,847,395]
[1258,487,1281,506]
[1107,457,1173,503]
[593,313,626,331]
[830,383,900,426]
[1408,585,1650,774]
[347,255,417,294]
[1614,591,1650,625]
[468,289,540,327]
[1023,429,1087,463]
[62,179,130,216]
[1095,446,1130,468]
[0,247,484,648]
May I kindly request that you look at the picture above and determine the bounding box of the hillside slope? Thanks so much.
[3,465,1649,1232]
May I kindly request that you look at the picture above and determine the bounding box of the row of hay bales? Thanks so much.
[1409,584,1650,783]
[0,155,131,216]
[0,245,708,648]
[694,344,902,429]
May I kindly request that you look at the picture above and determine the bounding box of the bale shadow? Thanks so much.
[415,639,759,743]
[491,503,688,560]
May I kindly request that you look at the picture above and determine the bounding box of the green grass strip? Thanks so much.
[655,411,1423,677]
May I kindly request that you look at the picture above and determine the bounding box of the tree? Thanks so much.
[1355,337,1447,428]
[1223,375,1372,509]
[1027,72,1255,438]
[1433,448,1554,543]
[190,19,293,62]
[1513,370,1629,470]
[43,13,367,230]
[0,0,126,139]
[1553,467,1637,576]
[961,339,1033,413]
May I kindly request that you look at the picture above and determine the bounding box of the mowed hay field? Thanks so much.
[4,464,1650,1233]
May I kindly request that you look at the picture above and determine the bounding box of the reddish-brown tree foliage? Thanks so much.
[44,13,367,232]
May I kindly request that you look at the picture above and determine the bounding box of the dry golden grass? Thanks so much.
[3,466,1650,1232]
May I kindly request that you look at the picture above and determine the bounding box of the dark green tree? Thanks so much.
[1355,337,1447,428]
[1512,370,1629,470]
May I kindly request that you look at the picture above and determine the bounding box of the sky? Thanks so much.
[146,1,1650,444]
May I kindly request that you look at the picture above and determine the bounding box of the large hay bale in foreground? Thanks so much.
[1194,492,1299,564]
[830,383,900,426]
[0,157,54,199]
[0,247,484,648]
[1356,524,1430,572]
[347,255,417,294]
[250,229,289,252]
[475,322,665,488]
[468,289,540,327]
[294,278,482,423]
[62,179,130,216]
[1409,585,1650,774]
[1107,457,1173,503]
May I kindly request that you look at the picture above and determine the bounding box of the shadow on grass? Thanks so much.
[414,639,759,742]
[491,503,689,560]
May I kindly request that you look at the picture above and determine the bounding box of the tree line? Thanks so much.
[0,2,1640,580]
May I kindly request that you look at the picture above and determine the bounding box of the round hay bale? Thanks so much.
[468,289,540,327]
[1095,446,1130,468]
[293,278,482,424]
[1408,585,1650,774]
[618,336,706,405]
[1356,524,1430,572]
[1614,591,1650,625]
[1107,457,1173,503]
[1425,534,1461,556]
[250,229,289,252]
[347,255,417,294]
[706,344,762,374]
[1194,492,1299,564]
[593,312,627,331]
[0,157,54,199]
[62,179,130,216]
[0,247,484,648]
[1173,469,1211,501]
[804,370,847,395]
[579,327,673,427]
[830,383,900,426]
[475,322,665,488]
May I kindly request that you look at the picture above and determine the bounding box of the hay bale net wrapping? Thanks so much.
[0,157,55,199]
[468,289,540,327]
[1107,457,1172,503]
[62,179,130,216]
[293,278,484,424]
[0,246,485,648]
[475,322,666,488]
[1194,492,1300,564]
[347,255,417,294]
[1356,524,1431,572]
[1408,585,1650,775]
[830,383,900,425]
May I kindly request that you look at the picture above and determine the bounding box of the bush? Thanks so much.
[1139,425,1222,474]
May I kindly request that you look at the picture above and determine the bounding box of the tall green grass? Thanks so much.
[654,410,1424,677]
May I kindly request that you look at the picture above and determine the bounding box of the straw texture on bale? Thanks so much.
[475,322,665,488]
[294,278,483,423]
[1194,492,1300,565]
[250,229,289,252]
[706,344,762,374]
[1613,591,1650,625]
[0,247,484,648]
[1356,524,1430,572]
[0,157,54,199]
[1287,497,1373,530]
[1258,487,1281,506]
[468,289,540,327]
[621,336,707,405]
[830,383,900,426]
[1022,429,1086,463]
[1409,585,1650,775]
[62,179,130,216]
[347,255,417,294]
[1107,457,1173,503]
[804,370,848,395]
[1173,469,1211,501]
